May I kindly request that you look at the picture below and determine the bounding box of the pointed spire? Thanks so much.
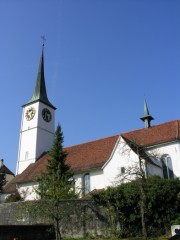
[140,98,154,128]
[24,43,56,109]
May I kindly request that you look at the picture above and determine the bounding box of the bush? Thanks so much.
[5,192,22,202]
[92,177,180,238]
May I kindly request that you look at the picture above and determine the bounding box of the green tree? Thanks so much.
[116,136,164,239]
[37,123,78,240]
[93,177,180,238]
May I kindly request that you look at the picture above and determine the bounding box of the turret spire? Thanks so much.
[24,43,55,109]
[140,98,154,128]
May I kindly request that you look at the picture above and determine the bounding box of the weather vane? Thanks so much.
[41,35,46,47]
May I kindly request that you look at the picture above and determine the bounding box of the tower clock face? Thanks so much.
[25,107,36,121]
[42,108,52,122]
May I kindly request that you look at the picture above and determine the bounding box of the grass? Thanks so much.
[64,236,171,240]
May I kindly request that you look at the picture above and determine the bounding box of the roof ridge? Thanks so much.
[65,134,119,149]
[122,119,180,135]
[65,119,180,149]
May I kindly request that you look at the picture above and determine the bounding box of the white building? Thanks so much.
[2,46,179,201]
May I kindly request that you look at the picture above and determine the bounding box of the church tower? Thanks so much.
[16,45,56,175]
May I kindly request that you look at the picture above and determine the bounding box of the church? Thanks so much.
[1,46,179,201]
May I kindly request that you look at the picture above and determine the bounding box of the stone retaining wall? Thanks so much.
[0,200,110,239]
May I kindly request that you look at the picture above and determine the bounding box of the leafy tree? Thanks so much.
[37,123,78,240]
[116,136,162,239]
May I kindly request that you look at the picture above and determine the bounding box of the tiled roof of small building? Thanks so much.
[4,119,180,193]
[2,165,14,176]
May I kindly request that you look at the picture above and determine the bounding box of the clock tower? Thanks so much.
[16,45,56,175]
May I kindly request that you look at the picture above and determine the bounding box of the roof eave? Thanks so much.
[73,166,103,174]
[22,99,56,110]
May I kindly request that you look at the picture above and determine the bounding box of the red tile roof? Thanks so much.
[2,165,14,176]
[66,134,119,172]
[4,119,180,192]
[123,120,180,147]
[3,135,119,192]
[3,177,18,194]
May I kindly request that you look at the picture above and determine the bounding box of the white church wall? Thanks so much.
[146,141,180,179]
[103,137,140,187]
[17,182,39,201]
[13,140,180,201]
[5,174,14,186]
[103,137,166,187]
[74,174,82,193]
[90,170,104,190]
[16,170,104,200]
[74,170,104,195]
[73,138,179,194]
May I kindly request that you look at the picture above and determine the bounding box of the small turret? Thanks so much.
[140,99,154,128]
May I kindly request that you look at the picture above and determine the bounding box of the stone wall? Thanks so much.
[0,200,111,239]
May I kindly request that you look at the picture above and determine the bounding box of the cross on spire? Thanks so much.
[41,35,46,47]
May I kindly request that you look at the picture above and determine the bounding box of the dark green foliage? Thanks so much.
[38,123,77,201]
[37,123,78,240]
[5,192,22,202]
[92,176,180,238]
[145,177,180,235]
[0,169,6,193]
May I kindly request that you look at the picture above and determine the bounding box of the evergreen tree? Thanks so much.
[37,123,78,240]
[38,123,75,200]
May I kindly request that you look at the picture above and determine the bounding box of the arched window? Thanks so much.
[83,173,90,195]
[161,154,174,179]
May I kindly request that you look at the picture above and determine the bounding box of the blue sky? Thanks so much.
[0,0,180,173]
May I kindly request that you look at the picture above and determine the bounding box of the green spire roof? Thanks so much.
[140,99,154,128]
[23,46,56,109]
